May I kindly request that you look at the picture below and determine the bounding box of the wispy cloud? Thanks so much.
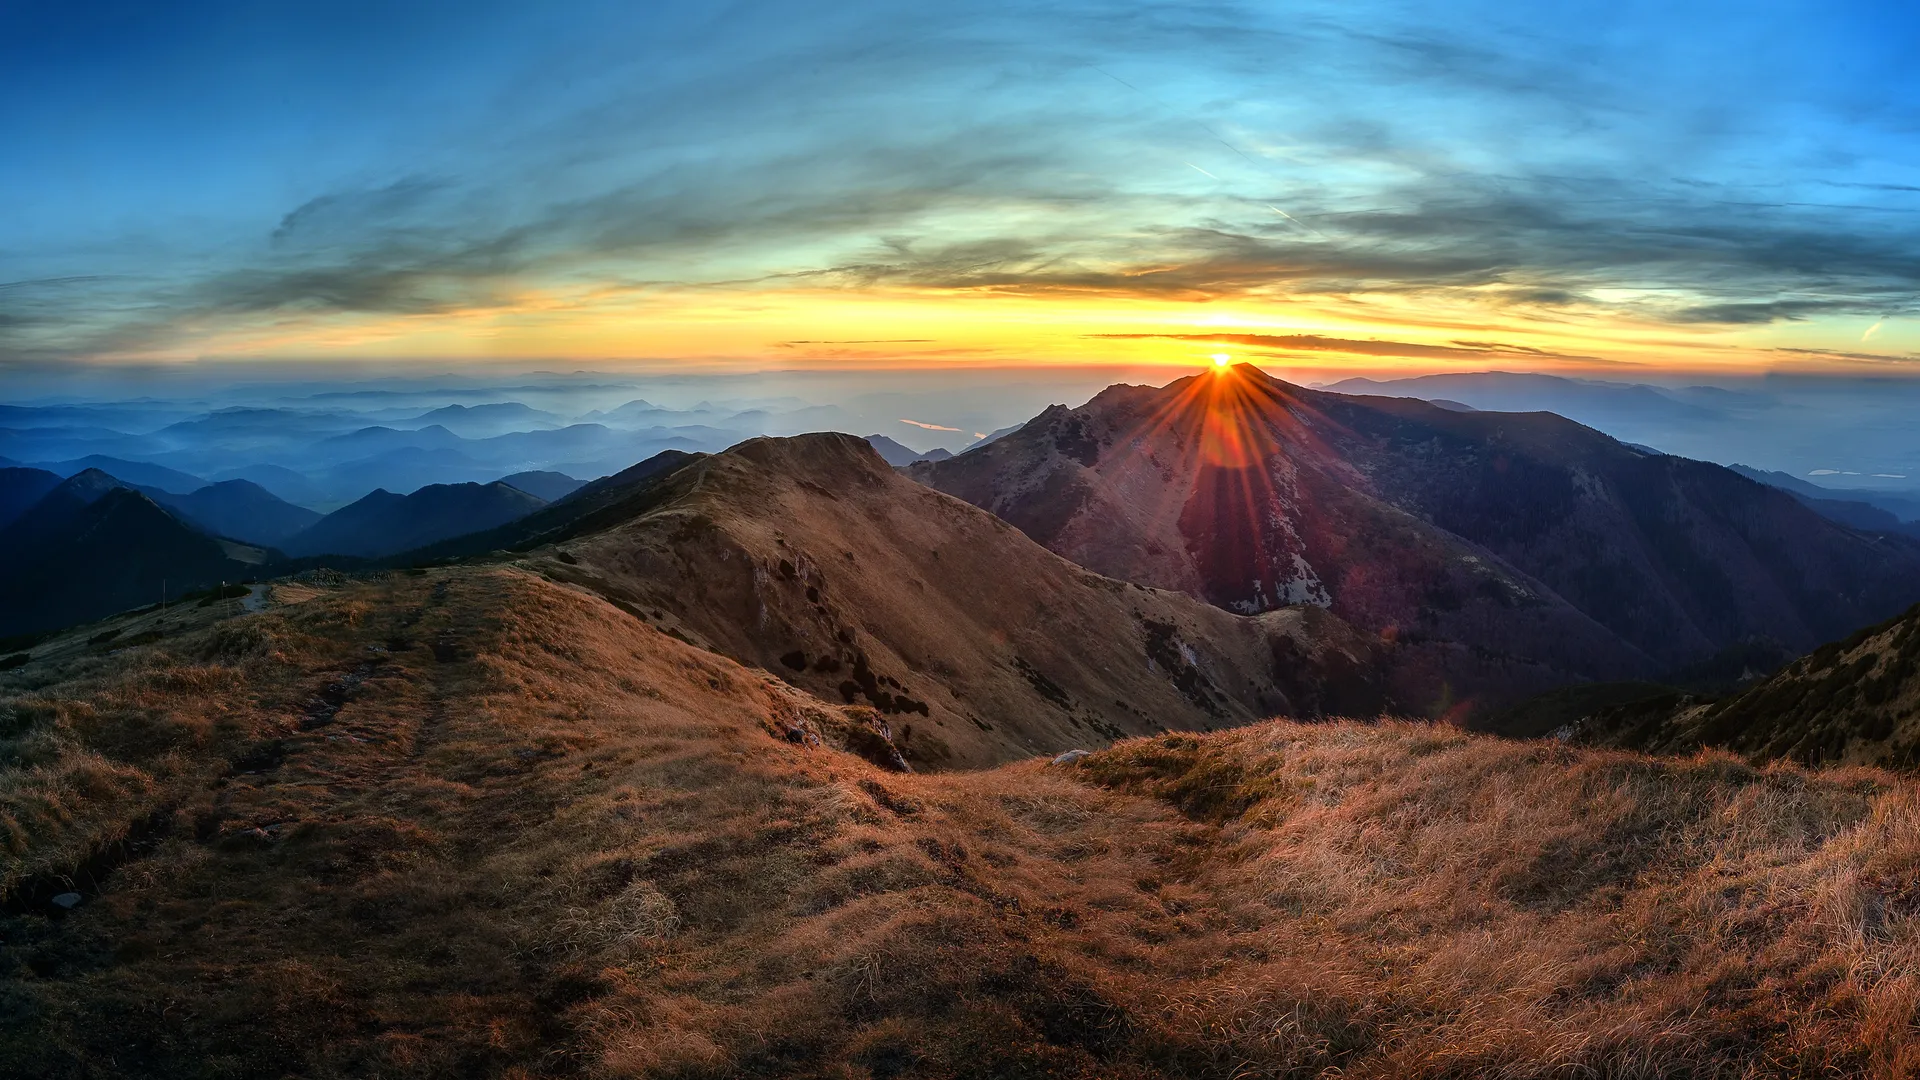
[6,0,1920,368]
[1091,332,1605,363]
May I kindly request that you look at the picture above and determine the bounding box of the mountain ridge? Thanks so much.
[910,365,1920,710]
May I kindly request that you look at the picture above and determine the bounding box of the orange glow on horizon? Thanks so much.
[66,274,1920,379]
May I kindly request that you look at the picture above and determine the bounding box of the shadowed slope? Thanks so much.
[399,449,700,562]
[282,480,546,558]
[143,479,322,546]
[1577,600,1920,769]
[0,473,265,636]
[4,569,1920,1077]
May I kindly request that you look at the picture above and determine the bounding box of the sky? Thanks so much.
[5,0,1920,380]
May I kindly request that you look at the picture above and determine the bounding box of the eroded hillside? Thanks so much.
[5,568,1920,1077]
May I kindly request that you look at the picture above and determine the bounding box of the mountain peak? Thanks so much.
[912,373,1920,715]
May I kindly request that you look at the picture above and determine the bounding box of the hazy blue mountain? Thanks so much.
[864,435,950,466]
[968,422,1025,447]
[206,463,329,508]
[496,470,585,501]
[1322,371,1724,430]
[1730,465,1920,535]
[403,450,701,562]
[36,455,207,494]
[0,467,64,529]
[156,407,364,441]
[317,424,466,457]
[281,481,547,558]
[310,447,498,502]
[0,426,164,463]
[0,475,265,635]
[144,480,323,545]
[405,402,567,435]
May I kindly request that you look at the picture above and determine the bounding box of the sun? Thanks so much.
[1211,353,1231,368]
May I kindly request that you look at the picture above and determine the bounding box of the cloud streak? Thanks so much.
[5,0,1920,368]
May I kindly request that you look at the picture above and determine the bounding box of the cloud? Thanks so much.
[1772,347,1920,365]
[1091,332,1604,363]
[9,0,1920,366]
[899,418,961,431]
[1669,300,1859,325]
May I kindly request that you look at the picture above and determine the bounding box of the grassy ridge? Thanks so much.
[4,568,1920,1076]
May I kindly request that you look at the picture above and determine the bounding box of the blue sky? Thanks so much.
[5,0,1920,373]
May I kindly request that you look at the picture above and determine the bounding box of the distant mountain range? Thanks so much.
[0,470,267,636]
[141,479,321,545]
[279,481,548,558]
[863,434,953,466]
[496,470,584,502]
[11,366,1920,731]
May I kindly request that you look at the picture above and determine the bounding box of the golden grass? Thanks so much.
[4,566,1920,1077]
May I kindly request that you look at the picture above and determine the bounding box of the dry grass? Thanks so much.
[4,566,1920,1077]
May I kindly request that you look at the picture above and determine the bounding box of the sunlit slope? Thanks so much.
[4,569,1920,1077]
[531,432,1386,768]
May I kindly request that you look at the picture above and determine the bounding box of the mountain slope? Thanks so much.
[4,568,1918,1077]
[911,365,1920,694]
[406,401,565,435]
[0,466,63,529]
[144,479,323,545]
[0,476,264,636]
[495,469,584,501]
[1730,463,1920,536]
[1576,601,1920,768]
[864,434,951,466]
[400,449,702,561]
[37,455,206,494]
[281,480,546,558]
[533,433,1394,767]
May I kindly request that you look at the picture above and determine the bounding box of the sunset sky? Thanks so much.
[6,0,1920,379]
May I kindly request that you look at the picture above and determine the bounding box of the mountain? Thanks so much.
[1322,370,1724,431]
[1573,601,1920,769]
[863,433,952,466]
[0,472,265,636]
[36,455,207,494]
[533,433,1391,767]
[496,469,584,501]
[969,421,1026,447]
[0,466,63,529]
[404,402,565,435]
[144,479,322,545]
[1730,464,1920,536]
[909,365,1920,709]
[281,480,547,558]
[8,467,320,546]
[315,424,465,457]
[399,450,703,561]
[205,462,328,507]
[3,563,1913,1077]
